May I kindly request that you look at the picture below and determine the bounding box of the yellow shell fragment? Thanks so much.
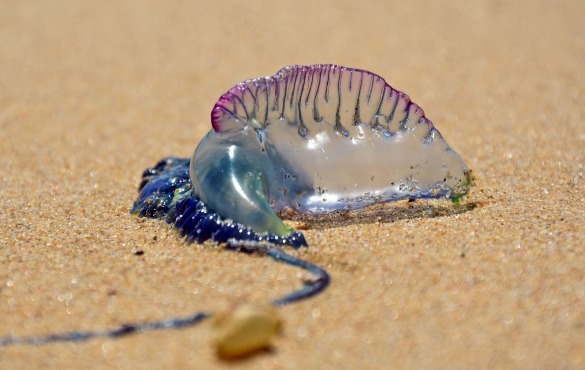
[212,304,282,359]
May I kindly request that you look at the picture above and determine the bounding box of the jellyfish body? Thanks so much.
[190,64,471,237]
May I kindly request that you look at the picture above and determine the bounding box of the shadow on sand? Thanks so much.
[283,200,479,231]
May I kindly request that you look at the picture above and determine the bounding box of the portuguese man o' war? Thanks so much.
[0,64,471,348]
[194,64,471,237]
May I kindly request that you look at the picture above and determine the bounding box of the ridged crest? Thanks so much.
[211,64,432,139]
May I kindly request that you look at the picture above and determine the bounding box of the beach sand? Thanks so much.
[1,0,584,368]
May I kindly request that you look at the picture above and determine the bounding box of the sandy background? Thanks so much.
[1,0,584,369]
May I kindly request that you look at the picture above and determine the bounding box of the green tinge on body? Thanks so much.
[190,131,293,237]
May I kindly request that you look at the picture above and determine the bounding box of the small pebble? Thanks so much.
[212,303,282,359]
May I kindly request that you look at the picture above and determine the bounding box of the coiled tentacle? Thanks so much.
[131,156,306,248]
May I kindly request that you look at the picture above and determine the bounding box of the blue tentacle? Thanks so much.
[0,157,328,347]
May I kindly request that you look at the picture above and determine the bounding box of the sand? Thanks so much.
[1,0,584,369]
